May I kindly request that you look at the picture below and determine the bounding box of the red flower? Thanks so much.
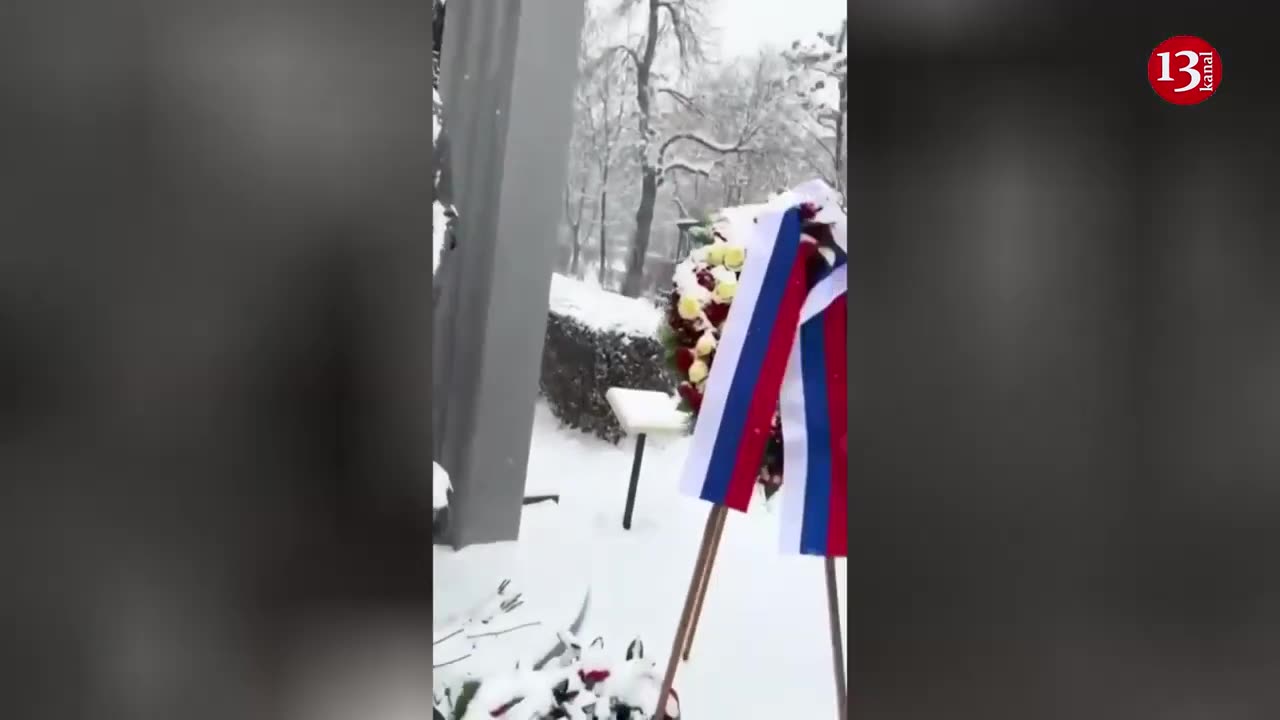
[704,301,729,327]
[673,347,695,372]
[677,382,703,412]
[695,269,716,291]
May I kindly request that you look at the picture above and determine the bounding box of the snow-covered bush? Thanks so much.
[539,275,670,444]
[434,580,681,718]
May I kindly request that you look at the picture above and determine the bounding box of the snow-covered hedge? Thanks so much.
[540,274,670,444]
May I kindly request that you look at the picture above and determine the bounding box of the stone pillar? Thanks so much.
[434,0,587,547]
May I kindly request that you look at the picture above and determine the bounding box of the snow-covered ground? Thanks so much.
[435,402,848,717]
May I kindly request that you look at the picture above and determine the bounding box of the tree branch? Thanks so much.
[662,160,713,177]
[800,123,840,167]
[595,44,640,71]
[658,131,750,159]
[671,192,690,217]
[655,87,704,116]
[656,0,705,69]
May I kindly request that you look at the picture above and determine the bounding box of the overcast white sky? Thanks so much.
[710,0,847,58]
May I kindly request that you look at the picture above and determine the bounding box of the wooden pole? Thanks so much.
[654,504,728,720]
[824,557,848,718]
[680,507,727,660]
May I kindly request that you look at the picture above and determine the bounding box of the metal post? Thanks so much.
[433,0,588,548]
[622,433,647,529]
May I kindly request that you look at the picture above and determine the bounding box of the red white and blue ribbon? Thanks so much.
[678,182,848,557]
[778,252,847,557]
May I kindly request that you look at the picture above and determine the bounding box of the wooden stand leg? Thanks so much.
[824,557,848,719]
[681,507,727,660]
[654,504,728,720]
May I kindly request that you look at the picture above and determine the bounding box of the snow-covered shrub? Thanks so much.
[539,275,669,444]
[436,631,681,719]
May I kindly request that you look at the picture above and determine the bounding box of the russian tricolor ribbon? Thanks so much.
[679,181,848,557]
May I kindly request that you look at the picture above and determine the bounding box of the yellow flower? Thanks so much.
[704,244,726,266]
[722,244,746,270]
[713,278,737,302]
[694,332,717,357]
[688,359,709,384]
[677,294,702,320]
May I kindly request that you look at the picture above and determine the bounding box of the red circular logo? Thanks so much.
[1148,36,1221,105]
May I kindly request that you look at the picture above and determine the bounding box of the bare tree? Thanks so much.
[562,5,635,285]
[564,22,598,278]
[569,1,845,296]
[590,48,632,286]
[674,51,810,210]
[608,0,758,298]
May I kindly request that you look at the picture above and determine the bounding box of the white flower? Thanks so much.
[710,265,737,285]
[713,278,737,302]
[723,244,746,270]
[677,294,702,320]
[705,243,726,266]
[688,360,708,384]
[694,332,717,357]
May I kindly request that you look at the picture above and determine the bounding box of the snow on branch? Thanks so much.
[657,130,750,159]
[661,159,716,177]
[788,48,847,78]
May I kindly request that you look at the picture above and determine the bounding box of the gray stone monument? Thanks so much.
[433,0,587,548]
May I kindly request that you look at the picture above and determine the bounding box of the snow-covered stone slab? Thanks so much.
[605,388,689,437]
